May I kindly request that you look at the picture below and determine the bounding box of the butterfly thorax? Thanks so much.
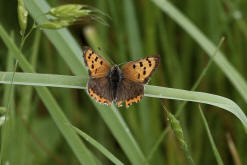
[108,65,122,99]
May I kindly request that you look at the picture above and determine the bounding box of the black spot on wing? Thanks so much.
[88,53,92,59]
[146,58,152,67]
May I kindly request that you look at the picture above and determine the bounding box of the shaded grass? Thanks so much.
[23,0,147,164]
[199,105,224,165]
[147,36,226,161]
[72,125,124,165]
[0,24,97,165]
[0,40,15,164]
[152,0,247,103]
[163,105,195,165]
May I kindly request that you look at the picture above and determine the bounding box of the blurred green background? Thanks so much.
[0,0,247,165]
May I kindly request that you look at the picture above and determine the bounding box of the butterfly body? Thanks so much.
[109,65,122,99]
[83,47,159,107]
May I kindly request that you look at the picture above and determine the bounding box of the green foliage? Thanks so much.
[0,0,247,165]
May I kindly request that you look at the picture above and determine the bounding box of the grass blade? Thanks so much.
[199,105,224,165]
[0,41,15,164]
[124,0,143,59]
[72,125,124,165]
[1,71,247,130]
[145,85,247,128]
[0,72,87,89]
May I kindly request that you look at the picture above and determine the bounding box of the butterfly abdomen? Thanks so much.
[109,65,122,99]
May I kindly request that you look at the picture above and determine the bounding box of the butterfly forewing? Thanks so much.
[83,47,113,105]
[121,56,160,83]
[83,47,111,78]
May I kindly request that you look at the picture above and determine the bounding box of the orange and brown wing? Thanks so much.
[116,79,144,107]
[88,77,113,105]
[83,47,111,78]
[121,56,160,84]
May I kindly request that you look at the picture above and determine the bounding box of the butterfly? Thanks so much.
[83,46,160,107]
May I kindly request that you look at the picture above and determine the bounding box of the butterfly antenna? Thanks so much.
[96,47,115,65]
[89,15,109,27]
[117,62,126,67]
[84,5,112,19]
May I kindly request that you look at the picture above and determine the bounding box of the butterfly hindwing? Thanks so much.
[88,77,113,105]
[121,56,160,83]
[83,46,111,78]
[116,79,144,107]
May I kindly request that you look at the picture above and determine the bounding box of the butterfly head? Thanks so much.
[109,65,121,81]
[111,64,120,71]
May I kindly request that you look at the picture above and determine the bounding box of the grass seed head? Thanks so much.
[17,0,28,36]
[49,4,90,18]
[45,4,108,27]
[165,107,188,150]
[39,18,76,29]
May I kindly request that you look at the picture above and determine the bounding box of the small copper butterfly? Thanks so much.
[83,46,160,107]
